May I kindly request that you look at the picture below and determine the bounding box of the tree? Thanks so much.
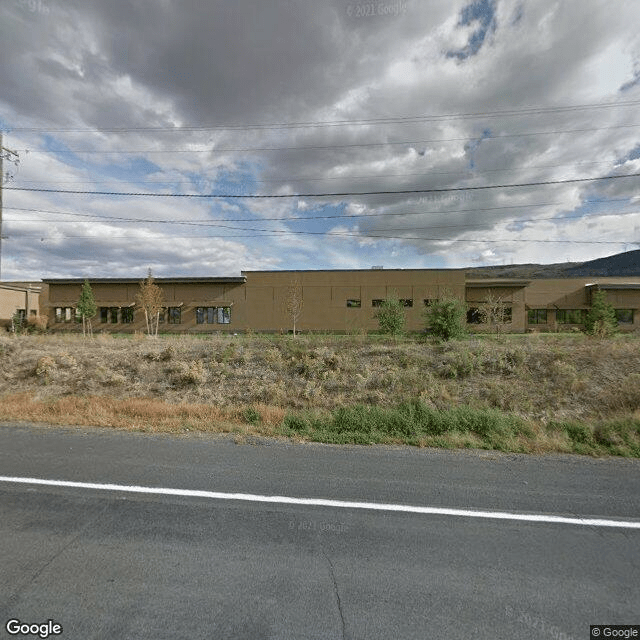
[76,279,97,337]
[424,294,467,341]
[136,269,165,337]
[584,289,618,337]
[286,275,304,337]
[480,291,511,338]
[374,296,406,335]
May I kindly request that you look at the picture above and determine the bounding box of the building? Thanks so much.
[0,282,41,329]
[41,269,640,334]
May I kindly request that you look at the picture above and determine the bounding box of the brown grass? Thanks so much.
[1,332,639,444]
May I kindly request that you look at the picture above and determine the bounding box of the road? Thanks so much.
[0,422,638,639]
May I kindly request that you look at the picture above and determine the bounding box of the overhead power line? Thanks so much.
[6,172,640,199]
[9,99,640,132]
[5,205,639,228]
[10,158,618,187]
[16,123,640,155]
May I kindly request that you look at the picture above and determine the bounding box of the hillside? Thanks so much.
[466,249,640,279]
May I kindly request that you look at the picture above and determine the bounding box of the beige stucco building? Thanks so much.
[40,269,640,334]
[0,282,41,329]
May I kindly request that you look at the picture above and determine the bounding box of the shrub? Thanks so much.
[424,296,467,341]
[374,297,406,335]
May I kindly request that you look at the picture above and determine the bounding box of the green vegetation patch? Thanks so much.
[280,401,532,449]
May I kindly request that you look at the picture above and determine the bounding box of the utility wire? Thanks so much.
[6,172,640,198]
[9,99,640,132]
[4,206,639,229]
[16,123,640,155]
[10,159,618,187]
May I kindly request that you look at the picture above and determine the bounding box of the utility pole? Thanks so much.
[0,131,20,281]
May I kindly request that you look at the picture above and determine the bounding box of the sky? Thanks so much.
[0,0,639,279]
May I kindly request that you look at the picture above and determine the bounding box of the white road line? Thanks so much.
[1,475,639,529]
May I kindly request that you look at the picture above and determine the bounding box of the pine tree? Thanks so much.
[584,289,618,337]
[76,279,97,337]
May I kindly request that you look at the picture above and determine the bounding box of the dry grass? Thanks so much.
[0,332,639,453]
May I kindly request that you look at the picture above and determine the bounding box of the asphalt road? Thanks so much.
[0,422,638,640]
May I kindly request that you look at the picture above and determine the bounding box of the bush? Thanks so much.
[424,297,467,341]
[374,297,406,335]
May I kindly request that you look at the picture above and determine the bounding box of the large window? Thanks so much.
[400,299,413,308]
[100,307,120,323]
[556,309,586,324]
[168,307,182,324]
[528,309,548,324]
[121,307,134,323]
[346,299,361,308]
[615,309,634,324]
[196,306,231,324]
[55,307,74,323]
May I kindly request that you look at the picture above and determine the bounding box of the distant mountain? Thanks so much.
[466,250,640,279]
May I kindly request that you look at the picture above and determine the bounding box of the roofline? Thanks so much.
[42,277,246,285]
[241,268,466,274]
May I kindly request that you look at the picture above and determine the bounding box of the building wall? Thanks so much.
[522,277,640,331]
[242,269,466,333]
[42,273,640,334]
[0,284,41,328]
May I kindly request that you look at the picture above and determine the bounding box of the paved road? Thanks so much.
[0,422,638,639]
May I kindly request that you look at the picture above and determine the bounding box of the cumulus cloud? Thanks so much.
[0,0,639,278]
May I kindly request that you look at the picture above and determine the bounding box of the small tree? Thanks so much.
[424,294,467,341]
[137,269,165,337]
[76,279,97,337]
[374,296,406,335]
[481,291,510,338]
[286,275,304,337]
[584,289,618,337]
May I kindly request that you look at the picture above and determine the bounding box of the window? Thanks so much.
[528,309,548,324]
[121,307,134,323]
[346,299,361,308]
[400,299,413,308]
[615,309,634,324]
[502,307,512,323]
[168,307,181,324]
[100,307,119,323]
[466,307,482,324]
[371,299,384,307]
[423,299,437,307]
[55,307,74,323]
[556,309,585,324]
[197,306,231,324]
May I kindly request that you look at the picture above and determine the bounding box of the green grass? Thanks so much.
[280,400,640,456]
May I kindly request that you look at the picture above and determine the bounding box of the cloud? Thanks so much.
[0,0,639,279]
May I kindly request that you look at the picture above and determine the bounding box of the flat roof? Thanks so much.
[42,277,246,285]
[241,268,465,273]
